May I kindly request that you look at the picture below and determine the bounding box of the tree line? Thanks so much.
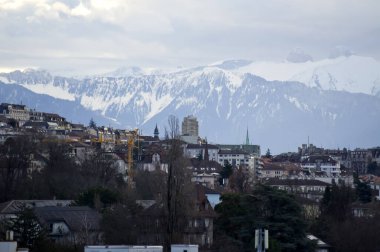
[2,121,379,252]
[0,116,195,252]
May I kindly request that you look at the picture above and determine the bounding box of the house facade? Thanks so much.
[34,206,101,245]
[137,152,169,173]
[301,155,341,176]
[0,103,30,125]
[264,178,330,201]
[258,163,289,179]
[217,149,250,167]
[184,143,219,161]
[189,159,222,189]
[350,149,370,174]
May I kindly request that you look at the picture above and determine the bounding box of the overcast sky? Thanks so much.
[0,0,379,76]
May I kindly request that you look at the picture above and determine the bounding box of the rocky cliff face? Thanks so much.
[1,56,379,153]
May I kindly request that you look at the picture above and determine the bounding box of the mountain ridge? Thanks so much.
[0,57,379,153]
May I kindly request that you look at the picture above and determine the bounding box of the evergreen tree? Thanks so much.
[320,186,331,213]
[89,118,97,128]
[6,206,44,248]
[354,174,372,203]
[312,182,380,252]
[220,162,233,179]
[215,185,314,252]
[197,151,203,161]
[75,187,120,210]
[265,148,272,158]
[219,161,233,185]
[101,202,141,245]
[367,161,379,175]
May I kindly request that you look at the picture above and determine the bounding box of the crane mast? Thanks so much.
[127,129,139,187]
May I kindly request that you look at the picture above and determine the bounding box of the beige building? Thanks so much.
[182,115,199,136]
[0,103,30,123]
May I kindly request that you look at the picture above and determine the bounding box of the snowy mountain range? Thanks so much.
[0,55,379,153]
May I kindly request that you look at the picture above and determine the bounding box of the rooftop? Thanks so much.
[34,206,101,232]
[0,200,73,214]
[264,178,331,187]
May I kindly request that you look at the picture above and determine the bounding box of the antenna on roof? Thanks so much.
[245,126,250,145]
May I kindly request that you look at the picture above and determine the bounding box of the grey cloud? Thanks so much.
[0,0,379,75]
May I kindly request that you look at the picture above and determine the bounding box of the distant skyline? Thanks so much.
[1,0,379,76]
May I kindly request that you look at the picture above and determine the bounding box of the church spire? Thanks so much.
[154,124,159,139]
[245,127,250,145]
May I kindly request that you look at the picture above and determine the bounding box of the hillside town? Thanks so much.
[1,102,380,252]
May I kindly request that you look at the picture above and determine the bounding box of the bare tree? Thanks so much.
[229,165,250,193]
[77,213,99,246]
[0,137,33,201]
[80,151,120,189]
[164,115,193,252]
[41,142,82,199]
[135,169,167,200]
[166,115,180,140]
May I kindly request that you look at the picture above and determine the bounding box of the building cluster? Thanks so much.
[257,143,380,221]
[1,103,379,252]
[0,104,262,251]
[298,143,380,174]
[1,104,261,188]
[1,103,68,129]
[0,187,211,252]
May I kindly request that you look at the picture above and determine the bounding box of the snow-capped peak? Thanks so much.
[236,55,380,96]
[329,46,354,59]
[103,66,144,77]
[286,48,313,63]
[210,59,252,70]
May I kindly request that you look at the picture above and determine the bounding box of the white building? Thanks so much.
[184,143,219,161]
[247,155,262,181]
[301,155,341,176]
[85,246,163,252]
[171,244,198,252]
[217,149,250,166]
[192,173,219,189]
[259,163,288,179]
[0,241,28,252]
[265,178,330,201]
[138,153,169,173]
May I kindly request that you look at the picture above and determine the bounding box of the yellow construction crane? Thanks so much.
[127,128,139,186]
